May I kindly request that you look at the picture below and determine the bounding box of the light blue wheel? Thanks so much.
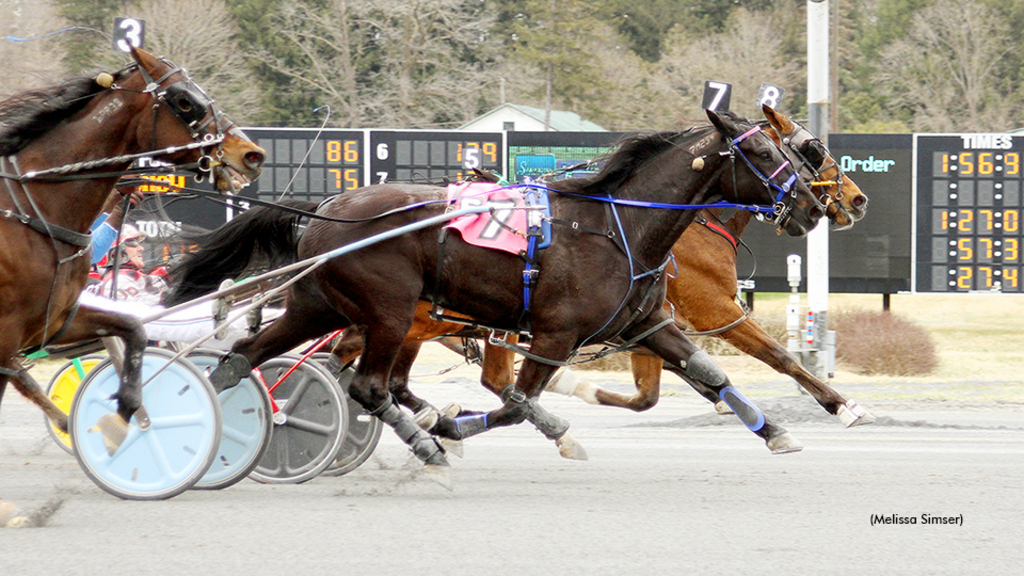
[188,350,273,490]
[69,348,222,500]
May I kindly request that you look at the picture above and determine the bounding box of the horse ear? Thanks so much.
[763,104,794,135]
[128,45,156,70]
[706,109,737,137]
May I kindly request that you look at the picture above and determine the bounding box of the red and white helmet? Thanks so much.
[116,223,146,246]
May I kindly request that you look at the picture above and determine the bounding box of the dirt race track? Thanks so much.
[2,349,1022,576]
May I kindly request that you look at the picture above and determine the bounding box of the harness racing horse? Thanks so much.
[0,47,265,454]
[323,106,873,454]
[189,109,824,482]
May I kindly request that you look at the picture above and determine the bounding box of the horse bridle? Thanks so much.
[778,122,847,214]
[726,125,820,229]
[119,57,239,182]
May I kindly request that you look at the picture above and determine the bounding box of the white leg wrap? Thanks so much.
[545,368,578,395]
[837,401,875,427]
[545,369,599,404]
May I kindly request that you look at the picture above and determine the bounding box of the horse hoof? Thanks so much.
[556,433,588,461]
[714,400,734,415]
[837,401,876,427]
[441,403,462,418]
[1,501,27,528]
[766,432,803,454]
[96,413,129,456]
[423,464,454,491]
[441,438,464,458]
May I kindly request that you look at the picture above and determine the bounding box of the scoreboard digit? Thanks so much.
[914,134,1024,293]
[369,131,503,184]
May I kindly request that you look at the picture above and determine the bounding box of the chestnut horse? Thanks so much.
[171,109,824,484]
[0,47,265,451]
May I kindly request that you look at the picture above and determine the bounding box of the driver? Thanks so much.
[90,224,167,306]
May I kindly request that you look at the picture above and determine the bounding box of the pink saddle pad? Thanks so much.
[445,182,529,254]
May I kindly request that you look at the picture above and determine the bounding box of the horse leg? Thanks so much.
[449,337,583,460]
[350,315,452,481]
[2,361,69,433]
[716,320,875,426]
[45,307,149,452]
[638,319,803,454]
[449,334,570,434]
[208,295,350,392]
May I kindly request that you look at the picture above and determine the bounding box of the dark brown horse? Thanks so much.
[0,47,265,451]
[325,107,873,459]
[173,109,824,481]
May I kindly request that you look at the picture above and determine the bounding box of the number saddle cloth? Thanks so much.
[436,182,553,332]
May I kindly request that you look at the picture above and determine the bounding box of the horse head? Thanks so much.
[762,105,867,230]
[120,47,265,193]
[706,109,824,237]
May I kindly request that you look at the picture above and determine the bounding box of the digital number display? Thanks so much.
[369,131,503,184]
[915,134,1024,292]
[247,128,365,203]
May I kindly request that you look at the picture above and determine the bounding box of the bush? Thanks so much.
[831,309,937,376]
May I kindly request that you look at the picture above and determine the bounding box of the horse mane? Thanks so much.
[566,123,725,196]
[0,77,107,155]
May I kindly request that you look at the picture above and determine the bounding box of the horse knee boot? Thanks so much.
[501,387,570,441]
[373,398,448,467]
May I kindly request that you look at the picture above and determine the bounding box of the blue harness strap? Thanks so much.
[518,188,551,331]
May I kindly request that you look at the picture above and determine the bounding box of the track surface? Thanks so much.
[2,357,1022,575]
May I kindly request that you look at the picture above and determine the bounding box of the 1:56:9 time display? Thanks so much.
[935,152,1021,176]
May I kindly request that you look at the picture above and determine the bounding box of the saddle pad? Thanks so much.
[445,182,551,255]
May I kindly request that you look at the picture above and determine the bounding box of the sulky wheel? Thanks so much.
[312,353,384,477]
[43,354,106,454]
[248,354,348,484]
[186,350,274,490]
[69,348,222,500]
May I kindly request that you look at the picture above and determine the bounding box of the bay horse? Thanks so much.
[322,106,873,458]
[181,109,824,481]
[0,47,265,453]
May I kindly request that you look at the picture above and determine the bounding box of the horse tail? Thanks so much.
[162,199,318,306]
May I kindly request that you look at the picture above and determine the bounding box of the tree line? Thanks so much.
[2,0,1022,133]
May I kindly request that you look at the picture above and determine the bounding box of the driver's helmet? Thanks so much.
[104,223,146,266]
[116,223,146,246]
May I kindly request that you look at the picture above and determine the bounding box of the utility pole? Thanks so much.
[806,0,831,379]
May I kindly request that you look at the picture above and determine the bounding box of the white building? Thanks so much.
[459,103,605,132]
